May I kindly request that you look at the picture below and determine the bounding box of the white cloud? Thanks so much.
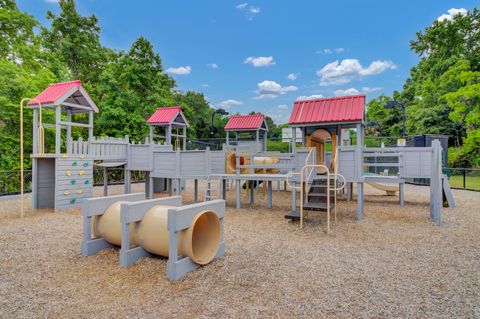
[166,66,191,75]
[362,86,381,93]
[201,84,209,87]
[437,8,467,22]
[267,112,290,124]
[317,59,396,86]
[277,104,289,110]
[287,73,298,81]
[45,0,59,3]
[236,3,248,9]
[236,3,260,20]
[333,88,360,96]
[255,80,298,99]
[218,99,242,109]
[244,56,275,67]
[207,63,218,69]
[316,48,345,55]
[295,94,324,101]
[250,7,260,14]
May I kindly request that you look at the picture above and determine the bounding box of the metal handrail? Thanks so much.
[299,164,346,233]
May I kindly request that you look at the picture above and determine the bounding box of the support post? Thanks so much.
[183,126,187,150]
[166,124,172,145]
[149,126,153,144]
[399,183,405,206]
[124,167,130,193]
[357,182,364,223]
[66,112,72,153]
[176,179,181,195]
[55,106,61,154]
[236,179,241,208]
[292,127,297,154]
[250,181,254,205]
[103,167,108,196]
[194,179,198,202]
[267,180,272,208]
[32,108,38,154]
[291,183,296,212]
[226,132,229,147]
[88,111,93,151]
[222,179,227,200]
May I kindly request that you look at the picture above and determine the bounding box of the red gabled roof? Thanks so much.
[288,94,365,125]
[28,80,82,105]
[147,106,184,125]
[224,114,266,131]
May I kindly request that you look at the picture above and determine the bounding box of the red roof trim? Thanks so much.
[146,106,184,125]
[28,80,82,105]
[288,94,365,125]
[224,114,266,131]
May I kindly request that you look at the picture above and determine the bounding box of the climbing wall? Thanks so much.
[55,156,93,211]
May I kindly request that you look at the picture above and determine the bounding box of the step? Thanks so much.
[302,202,334,211]
[284,210,300,220]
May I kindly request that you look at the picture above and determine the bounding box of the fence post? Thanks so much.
[463,169,466,189]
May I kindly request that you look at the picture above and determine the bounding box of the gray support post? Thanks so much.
[235,132,238,145]
[103,167,108,196]
[256,130,259,144]
[183,126,187,150]
[32,158,37,209]
[267,180,272,208]
[250,181,254,205]
[145,172,153,199]
[176,179,181,195]
[263,131,267,151]
[226,131,229,147]
[194,179,198,202]
[357,182,364,222]
[149,126,153,144]
[291,184,296,212]
[88,111,93,151]
[168,179,172,196]
[166,124,172,145]
[124,167,130,193]
[292,127,297,154]
[66,112,72,154]
[430,140,442,224]
[222,179,227,200]
[301,127,306,146]
[55,105,61,154]
[236,179,241,208]
[32,108,38,154]
[399,183,405,206]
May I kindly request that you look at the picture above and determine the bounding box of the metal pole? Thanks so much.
[402,105,406,137]
[463,169,466,189]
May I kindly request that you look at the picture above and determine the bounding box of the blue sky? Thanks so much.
[18,0,478,124]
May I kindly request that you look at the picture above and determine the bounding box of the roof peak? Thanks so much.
[231,114,264,118]
[49,80,81,87]
[296,94,365,103]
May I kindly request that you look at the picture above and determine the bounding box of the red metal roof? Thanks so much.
[224,114,266,131]
[147,106,183,125]
[28,80,82,105]
[288,94,365,125]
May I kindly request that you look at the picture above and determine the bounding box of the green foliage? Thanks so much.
[267,140,290,153]
[366,8,480,168]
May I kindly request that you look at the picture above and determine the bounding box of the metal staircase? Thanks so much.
[285,147,346,233]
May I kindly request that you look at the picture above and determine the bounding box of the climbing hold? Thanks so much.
[70,180,76,185]
[72,161,78,166]
[76,189,83,194]
[79,155,85,159]
[64,191,70,195]
[62,154,68,159]
[66,171,72,176]
[84,180,90,185]
[69,198,76,204]
[79,170,85,176]
[82,162,89,167]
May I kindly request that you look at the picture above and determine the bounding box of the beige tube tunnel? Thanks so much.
[93,201,222,265]
[226,151,280,174]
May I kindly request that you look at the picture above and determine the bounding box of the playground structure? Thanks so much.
[23,81,454,229]
[81,193,225,280]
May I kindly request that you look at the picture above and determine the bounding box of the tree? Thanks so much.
[95,37,176,141]
[41,0,112,84]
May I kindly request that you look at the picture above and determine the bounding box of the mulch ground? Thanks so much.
[0,182,479,318]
